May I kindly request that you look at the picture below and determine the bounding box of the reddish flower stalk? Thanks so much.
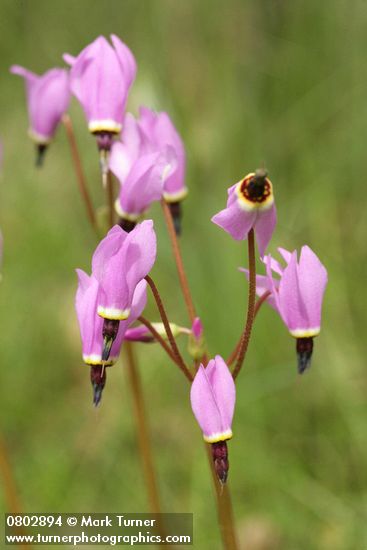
[0,435,32,550]
[205,444,239,550]
[137,315,183,366]
[124,343,170,549]
[145,275,193,381]
[106,171,115,228]
[227,290,271,366]
[62,114,97,233]
[161,200,196,324]
[232,229,256,380]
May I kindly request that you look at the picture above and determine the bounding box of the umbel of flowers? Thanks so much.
[11,34,328,488]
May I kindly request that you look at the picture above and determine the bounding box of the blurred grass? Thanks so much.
[1,0,367,548]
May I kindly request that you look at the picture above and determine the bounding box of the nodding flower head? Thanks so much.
[10,65,70,164]
[75,269,147,405]
[211,169,277,257]
[190,355,235,444]
[91,221,156,322]
[109,113,166,224]
[190,356,235,483]
[241,246,328,373]
[64,35,136,136]
[137,106,187,204]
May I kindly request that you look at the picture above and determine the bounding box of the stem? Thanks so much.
[205,444,239,550]
[145,276,193,381]
[232,229,256,380]
[124,343,169,550]
[106,171,115,228]
[137,315,182,366]
[227,290,271,366]
[62,114,97,232]
[161,200,196,323]
[254,290,271,317]
[0,435,32,550]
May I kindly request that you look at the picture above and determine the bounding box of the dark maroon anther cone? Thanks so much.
[296,337,314,374]
[118,218,136,233]
[90,365,107,407]
[94,131,116,152]
[211,441,229,484]
[247,169,268,201]
[35,144,47,167]
[168,202,182,236]
[102,319,120,361]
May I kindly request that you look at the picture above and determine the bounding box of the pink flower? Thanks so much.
[10,65,70,144]
[190,355,235,483]
[211,170,277,257]
[109,113,165,223]
[92,221,156,321]
[137,107,187,203]
[75,271,147,405]
[64,35,136,134]
[75,273,147,366]
[190,355,235,443]
[241,246,328,373]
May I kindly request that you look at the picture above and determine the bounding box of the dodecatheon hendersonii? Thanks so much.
[137,106,187,234]
[241,246,328,373]
[91,220,157,361]
[10,65,70,166]
[109,113,166,231]
[211,169,277,257]
[190,355,236,483]
[75,269,147,405]
[63,35,136,180]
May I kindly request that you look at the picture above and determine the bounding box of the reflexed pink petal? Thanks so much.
[212,201,256,240]
[277,247,292,264]
[277,251,308,332]
[75,269,104,361]
[239,268,278,310]
[254,203,277,257]
[91,225,126,281]
[206,356,236,432]
[118,152,164,216]
[11,65,70,142]
[190,357,235,441]
[65,35,136,131]
[109,141,134,184]
[110,34,137,88]
[124,220,157,299]
[190,364,224,439]
[297,246,327,329]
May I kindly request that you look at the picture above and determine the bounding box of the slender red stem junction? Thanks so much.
[232,229,256,380]
[145,275,193,381]
[161,200,196,324]
[137,315,182,366]
[227,290,270,366]
[62,114,97,233]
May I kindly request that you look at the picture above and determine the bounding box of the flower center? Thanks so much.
[239,171,272,204]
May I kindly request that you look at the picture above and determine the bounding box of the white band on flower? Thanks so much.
[89,119,122,134]
[203,429,233,443]
[97,305,130,320]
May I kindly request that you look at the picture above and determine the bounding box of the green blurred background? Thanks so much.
[1,1,367,548]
